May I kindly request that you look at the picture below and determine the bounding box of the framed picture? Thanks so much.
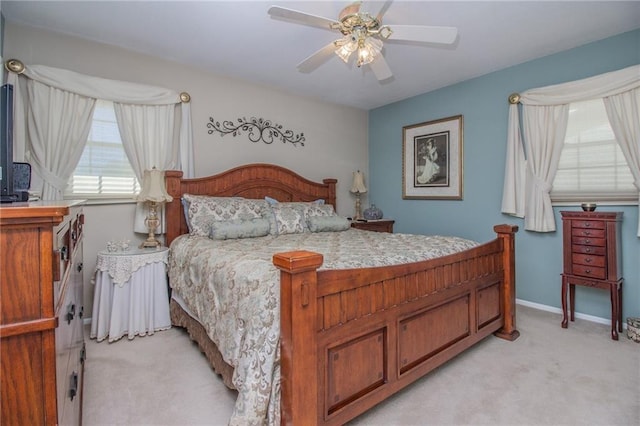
[402,114,463,200]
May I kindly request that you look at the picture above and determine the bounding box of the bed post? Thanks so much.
[273,250,324,426]
[493,224,520,341]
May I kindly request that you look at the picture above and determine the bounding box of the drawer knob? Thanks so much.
[585,248,591,253]
[69,372,78,401]
[585,269,592,274]
[585,239,591,244]
[583,231,591,236]
[66,303,76,324]
[585,222,592,227]
[80,343,87,365]
[58,246,69,261]
[585,258,592,263]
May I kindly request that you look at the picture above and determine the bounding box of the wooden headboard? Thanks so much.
[164,163,337,245]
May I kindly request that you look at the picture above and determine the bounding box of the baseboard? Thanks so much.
[515,298,626,328]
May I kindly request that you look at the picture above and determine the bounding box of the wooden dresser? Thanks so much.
[560,211,623,340]
[1,201,86,425]
[351,219,395,233]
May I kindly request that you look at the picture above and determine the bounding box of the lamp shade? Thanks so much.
[350,170,367,194]
[135,168,173,203]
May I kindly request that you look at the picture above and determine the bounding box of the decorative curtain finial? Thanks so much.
[180,92,191,103]
[5,59,25,74]
[508,93,521,104]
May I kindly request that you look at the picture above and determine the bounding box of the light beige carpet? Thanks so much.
[82,305,639,425]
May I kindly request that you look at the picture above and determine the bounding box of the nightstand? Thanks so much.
[91,246,171,342]
[351,219,395,233]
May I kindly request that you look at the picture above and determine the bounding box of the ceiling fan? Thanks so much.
[267,1,458,81]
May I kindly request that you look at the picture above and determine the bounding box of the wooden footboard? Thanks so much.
[274,224,519,425]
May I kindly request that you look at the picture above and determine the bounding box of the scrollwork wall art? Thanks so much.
[207,116,305,146]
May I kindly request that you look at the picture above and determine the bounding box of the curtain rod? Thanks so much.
[4,58,191,103]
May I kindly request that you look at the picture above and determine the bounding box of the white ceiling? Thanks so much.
[2,1,640,110]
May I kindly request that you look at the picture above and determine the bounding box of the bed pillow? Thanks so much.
[183,194,269,237]
[270,204,307,235]
[307,216,351,232]
[305,203,336,218]
[209,218,271,240]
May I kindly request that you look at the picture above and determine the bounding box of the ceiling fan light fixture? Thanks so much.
[335,35,358,63]
[356,37,382,67]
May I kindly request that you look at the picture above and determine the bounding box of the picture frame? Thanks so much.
[402,114,463,200]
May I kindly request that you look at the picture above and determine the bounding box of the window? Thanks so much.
[65,100,139,198]
[551,98,635,202]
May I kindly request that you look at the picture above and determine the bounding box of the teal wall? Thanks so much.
[369,30,640,321]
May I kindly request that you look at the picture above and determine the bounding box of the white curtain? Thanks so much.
[603,88,640,236]
[25,79,96,200]
[6,63,194,200]
[521,104,569,232]
[114,103,178,232]
[501,64,640,233]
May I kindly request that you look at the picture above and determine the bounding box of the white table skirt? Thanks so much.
[91,251,171,343]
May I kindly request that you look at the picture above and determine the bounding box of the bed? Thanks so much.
[164,163,519,426]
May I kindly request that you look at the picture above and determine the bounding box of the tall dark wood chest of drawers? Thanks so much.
[560,211,623,340]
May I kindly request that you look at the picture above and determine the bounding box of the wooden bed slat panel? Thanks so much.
[399,295,471,374]
[326,329,386,414]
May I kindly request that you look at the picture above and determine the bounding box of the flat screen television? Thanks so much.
[0,83,16,203]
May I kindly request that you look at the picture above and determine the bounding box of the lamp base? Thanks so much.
[354,193,363,221]
[139,238,162,249]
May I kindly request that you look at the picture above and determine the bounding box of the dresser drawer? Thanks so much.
[571,219,605,230]
[572,236,605,247]
[572,244,605,255]
[571,227,605,238]
[572,253,605,268]
[572,264,606,280]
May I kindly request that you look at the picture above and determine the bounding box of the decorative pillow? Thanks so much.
[209,218,271,240]
[307,216,351,232]
[305,203,336,218]
[183,194,269,237]
[270,204,306,235]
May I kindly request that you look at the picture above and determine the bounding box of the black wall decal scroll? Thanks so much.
[207,117,305,146]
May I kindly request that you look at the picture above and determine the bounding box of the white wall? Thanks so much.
[4,22,369,317]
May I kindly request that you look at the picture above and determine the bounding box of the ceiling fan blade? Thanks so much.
[268,6,338,30]
[388,25,458,44]
[369,55,393,81]
[359,1,393,21]
[297,42,338,73]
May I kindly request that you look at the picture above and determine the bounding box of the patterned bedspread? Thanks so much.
[168,228,478,426]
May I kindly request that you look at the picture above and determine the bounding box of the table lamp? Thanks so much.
[350,170,367,220]
[136,167,173,248]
